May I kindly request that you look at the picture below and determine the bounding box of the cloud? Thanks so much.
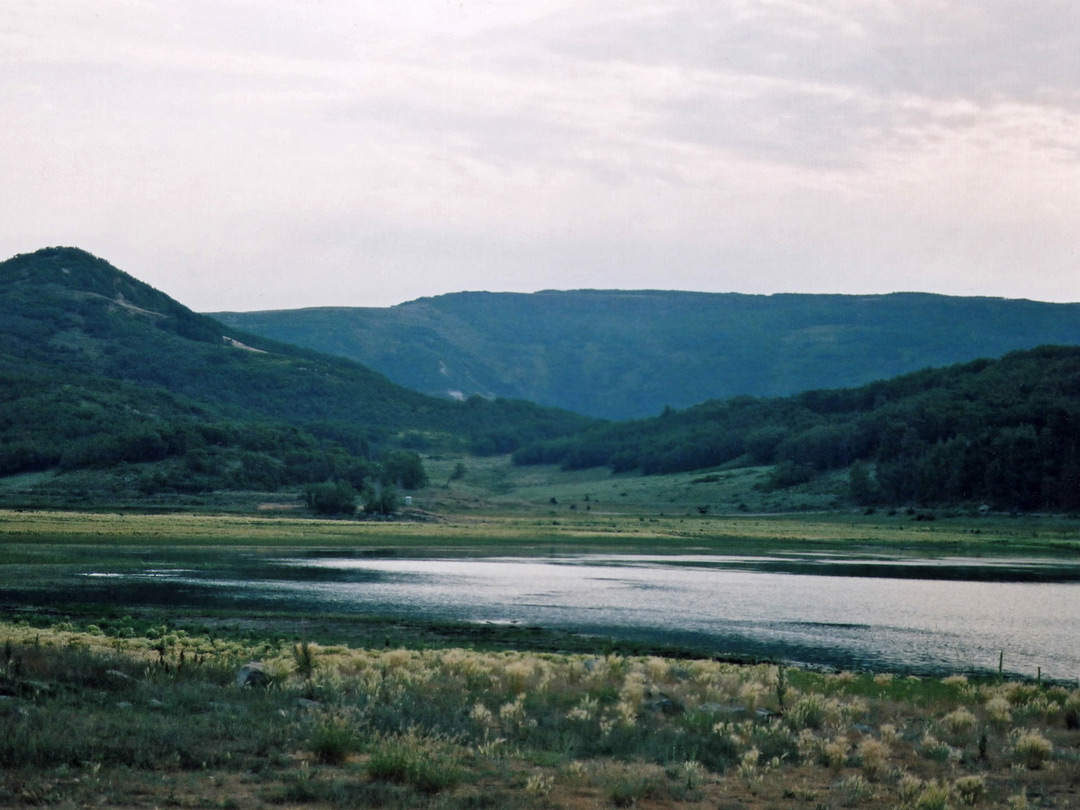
[2,1,1079,309]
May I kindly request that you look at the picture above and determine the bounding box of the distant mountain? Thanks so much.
[212,291,1080,420]
[0,248,593,498]
[512,345,1080,512]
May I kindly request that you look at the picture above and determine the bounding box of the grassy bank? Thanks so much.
[3,507,1079,554]
[1,621,1077,809]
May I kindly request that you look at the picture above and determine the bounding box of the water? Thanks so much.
[105,551,1080,680]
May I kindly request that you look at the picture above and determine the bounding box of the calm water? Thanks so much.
[116,551,1080,680]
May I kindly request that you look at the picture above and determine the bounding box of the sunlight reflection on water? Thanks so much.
[102,553,1080,679]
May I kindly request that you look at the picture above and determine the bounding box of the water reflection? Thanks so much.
[88,552,1080,680]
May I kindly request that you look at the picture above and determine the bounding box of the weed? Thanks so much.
[1012,730,1052,769]
[292,641,317,679]
[952,775,985,806]
[834,773,874,806]
[914,781,952,810]
[367,732,462,794]
[786,693,828,730]
[1063,690,1080,730]
[856,738,889,781]
[604,769,654,807]
[308,713,357,765]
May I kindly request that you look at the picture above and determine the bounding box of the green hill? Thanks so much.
[0,248,593,502]
[212,290,1080,420]
[512,346,1080,512]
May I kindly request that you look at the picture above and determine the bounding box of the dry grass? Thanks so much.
[1,621,1078,809]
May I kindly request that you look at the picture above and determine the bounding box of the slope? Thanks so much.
[212,290,1080,420]
[0,247,593,497]
[512,346,1080,512]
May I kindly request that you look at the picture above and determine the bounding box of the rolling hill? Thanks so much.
[0,247,593,501]
[512,345,1080,512]
[212,290,1080,420]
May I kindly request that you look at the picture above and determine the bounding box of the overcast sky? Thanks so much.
[3,1,1079,311]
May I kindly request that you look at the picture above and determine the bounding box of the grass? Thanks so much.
[1,621,1078,808]
[3,499,1079,555]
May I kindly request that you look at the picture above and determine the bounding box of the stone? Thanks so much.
[236,662,269,688]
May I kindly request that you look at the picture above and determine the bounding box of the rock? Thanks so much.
[116,701,133,710]
[853,723,875,735]
[754,708,774,721]
[236,662,269,688]
[296,698,321,712]
[106,669,136,683]
[148,699,167,710]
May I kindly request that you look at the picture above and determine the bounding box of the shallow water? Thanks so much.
[109,551,1080,680]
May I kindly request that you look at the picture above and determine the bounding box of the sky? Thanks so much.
[3,1,1080,311]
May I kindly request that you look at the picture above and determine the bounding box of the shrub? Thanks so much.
[304,480,357,515]
[835,773,874,806]
[857,738,890,780]
[367,733,461,794]
[308,714,357,765]
[953,775,986,806]
[914,782,952,810]
[1013,730,1052,769]
[1063,691,1080,730]
[786,694,827,730]
[941,708,977,739]
[292,641,317,679]
[984,696,1012,729]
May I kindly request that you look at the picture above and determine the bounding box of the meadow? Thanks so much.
[1,619,1078,809]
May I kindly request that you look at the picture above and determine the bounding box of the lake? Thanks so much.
[95,550,1080,681]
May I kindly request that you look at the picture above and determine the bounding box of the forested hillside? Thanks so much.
[0,248,592,500]
[213,290,1080,419]
[513,346,1080,511]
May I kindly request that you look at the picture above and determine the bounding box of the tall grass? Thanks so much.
[1,621,1076,809]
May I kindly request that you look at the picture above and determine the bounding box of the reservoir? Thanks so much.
[111,550,1080,681]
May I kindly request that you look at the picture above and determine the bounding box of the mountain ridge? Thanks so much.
[212,289,1080,419]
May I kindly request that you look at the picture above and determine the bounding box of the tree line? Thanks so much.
[513,346,1080,511]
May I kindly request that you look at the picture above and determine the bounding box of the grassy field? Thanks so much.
[0,621,1077,809]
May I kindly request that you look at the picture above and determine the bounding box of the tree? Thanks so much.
[363,483,398,515]
[849,461,879,505]
[304,480,357,515]
[380,450,428,489]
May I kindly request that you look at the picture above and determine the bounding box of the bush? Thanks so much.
[308,714,357,765]
[765,461,815,491]
[367,734,461,794]
[304,480,357,515]
[1013,731,1052,769]
[380,451,428,490]
[363,484,398,515]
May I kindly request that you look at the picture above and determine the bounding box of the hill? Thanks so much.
[212,290,1080,419]
[512,346,1080,512]
[0,247,593,503]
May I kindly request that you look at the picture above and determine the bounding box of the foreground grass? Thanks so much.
[1,622,1078,809]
